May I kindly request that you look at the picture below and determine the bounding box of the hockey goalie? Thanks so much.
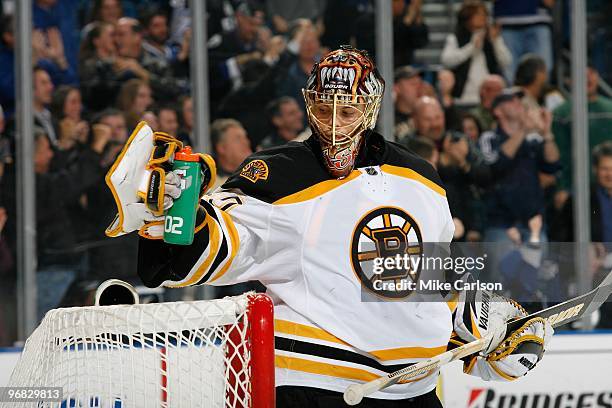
[105,46,552,407]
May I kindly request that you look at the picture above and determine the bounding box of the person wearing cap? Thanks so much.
[393,66,423,139]
[479,87,560,247]
[207,2,263,106]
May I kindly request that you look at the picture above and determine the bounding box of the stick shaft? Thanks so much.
[343,270,612,405]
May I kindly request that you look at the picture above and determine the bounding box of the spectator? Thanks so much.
[156,105,180,139]
[408,96,446,149]
[589,142,612,243]
[0,105,10,180]
[33,67,58,147]
[0,16,15,117]
[479,88,560,244]
[441,1,512,107]
[210,118,253,189]
[437,132,491,242]
[0,204,15,346]
[266,0,325,35]
[405,136,439,170]
[32,0,78,87]
[82,111,138,283]
[0,206,12,278]
[50,85,89,154]
[436,69,463,131]
[393,66,422,140]
[142,110,159,131]
[115,17,186,101]
[86,0,123,26]
[493,0,554,81]
[79,21,136,111]
[141,8,176,64]
[469,74,506,131]
[392,0,429,67]
[498,213,562,313]
[94,108,129,168]
[114,18,151,78]
[549,142,612,327]
[275,27,320,118]
[1,15,75,117]
[258,97,304,150]
[410,97,491,241]
[552,66,612,198]
[116,78,153,131]
[177,95,193,146]
[551,141,612,243]
[514,54,548,110]
[1,127,109,319]
[321,0,370,50]
[208,3,263,105]
[205,0,237,39]
[216,33,289,146]
[461,112,483,143]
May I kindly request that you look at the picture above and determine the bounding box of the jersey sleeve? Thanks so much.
[137,148,314,288]
[137,186,292,288]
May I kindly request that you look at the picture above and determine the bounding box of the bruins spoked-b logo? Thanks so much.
[350,207,423,299]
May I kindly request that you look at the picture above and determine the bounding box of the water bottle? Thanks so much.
[163,146,201,245]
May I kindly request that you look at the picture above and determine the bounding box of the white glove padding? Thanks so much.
[454,286,553,381]
[105,122,183,239]
[466,317,554,381]
[454,289,526,354]
[483,316,553,380]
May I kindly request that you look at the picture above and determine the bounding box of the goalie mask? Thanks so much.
[303,46,385,178]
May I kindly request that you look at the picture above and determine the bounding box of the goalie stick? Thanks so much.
[343,270,612,406]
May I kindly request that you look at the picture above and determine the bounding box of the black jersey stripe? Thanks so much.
[169,208,214,278]
[275,336,415,374]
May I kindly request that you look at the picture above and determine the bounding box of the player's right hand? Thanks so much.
[484,316,553,380]
[161,170,183,210]
[105,122,217,240]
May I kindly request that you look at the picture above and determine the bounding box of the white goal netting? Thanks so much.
[1,293,273,408]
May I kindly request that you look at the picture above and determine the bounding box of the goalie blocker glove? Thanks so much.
[452,286,553,381]
[105,121,216,239]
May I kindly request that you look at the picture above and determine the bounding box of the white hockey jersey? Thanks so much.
[138,133,494,399]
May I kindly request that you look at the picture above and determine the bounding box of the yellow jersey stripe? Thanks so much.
[167,214,220,287]
[275,319,447,361]
[275,319,350,346]
[276,354,380,382]
[381,164,446,197]
[275,355,434,384]
[209,210,241,283]
[273,170,361,205]
[369,345,447,361]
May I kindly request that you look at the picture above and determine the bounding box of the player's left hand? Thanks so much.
[454,288,553,381]
[484,316,553,379]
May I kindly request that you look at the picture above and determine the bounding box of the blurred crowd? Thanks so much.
[0,0,611,345]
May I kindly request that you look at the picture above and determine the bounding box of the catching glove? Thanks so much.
[454,289,553,381]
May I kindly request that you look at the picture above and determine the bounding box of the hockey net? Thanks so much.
[2,293,275,408]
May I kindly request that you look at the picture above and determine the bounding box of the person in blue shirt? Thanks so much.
[479,88,560,242]
[493,0,555,81]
